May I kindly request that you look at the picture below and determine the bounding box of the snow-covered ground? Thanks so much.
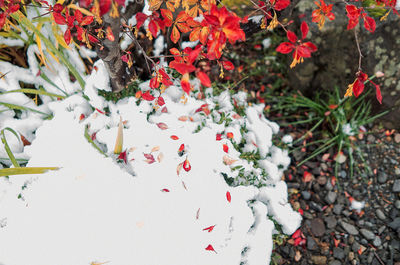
[0,11,300,265]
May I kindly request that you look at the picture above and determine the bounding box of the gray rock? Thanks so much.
[395,200,400,209]
[301,191,311,200]
[367,251,374,264]
[389,217,400,230]
[307,236,318,250]
[329,260,342,265]
[325,180,333,191]
[311,256,327,265]
[311,218,326,237]
[373,236,382,247]
[325,216,337,229]
[377,172,388,184]
[321,163,328,171]
[393,179,400,192]
[360,228,376,240]
[340,170,347,178]
[378,225,386,234]
[376,209,386,220]
[395,168,400,175]
[326,191,337,204]
[352,242,360,253]
[333,204,343,215]
[340,221,359,235]
[333,247,345,259]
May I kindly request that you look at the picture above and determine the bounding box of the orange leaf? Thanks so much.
[223,144,228,153]
[106,26,115,41]
[170,25,180,44]
[196,71,211,87]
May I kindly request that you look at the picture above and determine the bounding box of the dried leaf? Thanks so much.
[178,116,188,121]
[151,146,160,152]
[113,117,123,154]
[223,155,237,165]
[156,122,168,130]
[157,152,164,162]
[226,191,231,202]
[144,153,155,164]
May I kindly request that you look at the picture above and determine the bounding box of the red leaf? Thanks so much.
[363,16,376,33]
[135,12,148,29]
[157,122,168,130]
[276,42,294,54]
[170,25,180,44]
[161,107,168,113]
[141,91,155,101]
[196,71,211,87]
[161,188,170,192]
[170,135,179,140]
[117,150,128,163]
[99,0,112,16]
[181,73,191,95]
[178,144,185,152]
[203,225,215,232]
[286,30,297,43]
[80,15,94,26]
[222,61,235,70]
[352,79,364,97]
[303,171,313,182]
[272,0,290,11]
[53,12,66,25]
[216,134,222,141]
[169,61,196,75]
[148,19,159,38]
[157,96,165,106]
[223,144,229,153]
[75,9,83,24]
[106,26,115,41]
[64,28,71,45]
[121,54,129,63]
[20,134,31,146]
[144,153,155,164]
[375,84,382,104]
[300,21,309,40]
[226,132,234,139]
[226,191,231,202]
[205,244,217,253]
[183,158,191,172]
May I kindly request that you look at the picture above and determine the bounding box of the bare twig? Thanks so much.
[353,28,363,71]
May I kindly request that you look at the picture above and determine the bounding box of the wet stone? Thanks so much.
[333,247,345,259]
[395,200,400,210]
[324,216,337,229]
[333,204,343,215]
[329,260,342,265]
[326,191,337,204]
[360,228,376,240]
[377,172,388,184]
[373,236,382,247]
[393,179,400,192]
[341,221,359,235]
[389,218,400,230]
[376,209,386,220]
[310,218,326,237]
[307,236,318,250]
[301,191,311,200]
[311,256,327,265]
[352,242,360,253]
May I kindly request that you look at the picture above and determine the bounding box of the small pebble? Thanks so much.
[377,172,387,184]
[317,175,327,186]
[360,228,375,240]
[301,191,311,200]
[341,221,359,235]
[349,251,355,261]
[333,204,343,215]
[326,191,337,204]
[329,260,342,265]
[333,247,345,259]
[395,200,400,210]
[376,209,386,220]
[311,256,327,265]
[340,170,347,178]
[393,179,400,192]
[373,236,382,247]
[395,168,400,175]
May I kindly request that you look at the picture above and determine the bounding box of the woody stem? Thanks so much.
[353,27,363,72]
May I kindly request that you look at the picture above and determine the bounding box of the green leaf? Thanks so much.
[1,127,21,167]
[0,167,60,177]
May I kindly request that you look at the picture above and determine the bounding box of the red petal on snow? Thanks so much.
[216,134,222,141]
[178,144,185,152]
[157,96,165,106]
[170,135,179,140]
[117,150,128,163]
[203,225,216,232]
[157,122,168,130]
[226,191,231,202]
[226,132,234,139]
[161,188,170,192]
[144,153,155,164]
[183,158,191,172]
[223,144,229,153]
[205,244,217,253]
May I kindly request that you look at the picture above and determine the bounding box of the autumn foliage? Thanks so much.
[1,0,399,104]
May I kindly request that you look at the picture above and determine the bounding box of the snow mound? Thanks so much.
[0,62,300,265]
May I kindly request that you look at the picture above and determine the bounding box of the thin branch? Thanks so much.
[353,27,363,71]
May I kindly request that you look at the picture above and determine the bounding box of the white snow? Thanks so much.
[0,12,301,263]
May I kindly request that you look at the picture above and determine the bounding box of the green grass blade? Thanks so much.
[0,89,66,99]
[0,102,52,118]
[1,128,21,167]
[0,167,60,177]
[84,126,107,157]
